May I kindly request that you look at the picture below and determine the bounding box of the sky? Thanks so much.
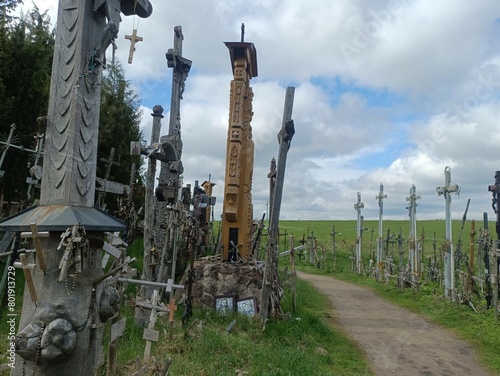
[18,0,500,222]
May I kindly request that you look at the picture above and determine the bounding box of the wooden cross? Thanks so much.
[17,254,37,303]
[96,148,121,209]
[143,289,160,361]
[107,317,126,376]
[125,29,143,64]
[167,298,177,322]
[20,223,48,273]
[131,356,148,376]
[167,298,177,341]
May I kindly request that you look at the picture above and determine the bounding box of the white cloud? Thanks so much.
[16,0,500,222]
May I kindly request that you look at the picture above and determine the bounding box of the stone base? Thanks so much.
[179,256,264,311]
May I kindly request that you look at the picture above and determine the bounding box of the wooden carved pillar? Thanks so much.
[221,41,258,261]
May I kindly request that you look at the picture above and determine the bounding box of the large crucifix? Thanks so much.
[156,25,192,204]
[1,1,153,375]
[125,29,143,64]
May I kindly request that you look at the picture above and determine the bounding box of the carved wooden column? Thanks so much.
[0,1,153,375]
[221,40,258,261]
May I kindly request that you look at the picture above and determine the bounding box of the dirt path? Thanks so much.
[297,272,493,376]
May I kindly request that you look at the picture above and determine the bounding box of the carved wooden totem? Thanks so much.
[221,41,258,261]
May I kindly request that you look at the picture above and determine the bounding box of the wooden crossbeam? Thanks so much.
[135,301,169,313]
[19,223,48,272]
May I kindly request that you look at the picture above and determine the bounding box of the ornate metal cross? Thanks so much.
[407,184,421,283]
[354,192,364,274]
[436,166,460,297]
[376,183,387,271]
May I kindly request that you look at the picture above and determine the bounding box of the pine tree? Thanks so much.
[0,0,24,19]
[0,6,54,203]
[0,7,146,213]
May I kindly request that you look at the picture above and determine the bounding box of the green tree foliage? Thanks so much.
[0,6,54,203]
[0,0,24,19]
[97,61,145,213]
[0,6,145,215]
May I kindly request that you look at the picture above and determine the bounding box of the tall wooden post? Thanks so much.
[0,2,153,375]
[136,105,163,324]
[488,171,500,319]
[96,147,121,209]
[152,26,192,290]
[201,179,216,224]
[268,158,276,222]
[221,33,258,261]
[260,87,295,323]
[156,25,191,204]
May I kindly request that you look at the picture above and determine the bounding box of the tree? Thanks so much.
[0,6,54,204]
[97,60,145,213]
[0,0,23,19]
[0,7,146,214]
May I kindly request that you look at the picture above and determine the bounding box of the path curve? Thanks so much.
[297,272,492,376]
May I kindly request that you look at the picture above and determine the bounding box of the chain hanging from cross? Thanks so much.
[124,0,143,64]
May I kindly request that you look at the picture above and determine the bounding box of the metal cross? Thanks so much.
[0,124,44,179]
[354,192,364,274]
[125,29,143,64]
[436,166,460,297]
[407,184,421,283]
[0,124,16,177]
[376,183,387,275]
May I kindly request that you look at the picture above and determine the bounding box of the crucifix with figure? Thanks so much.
[125,28,143,64]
